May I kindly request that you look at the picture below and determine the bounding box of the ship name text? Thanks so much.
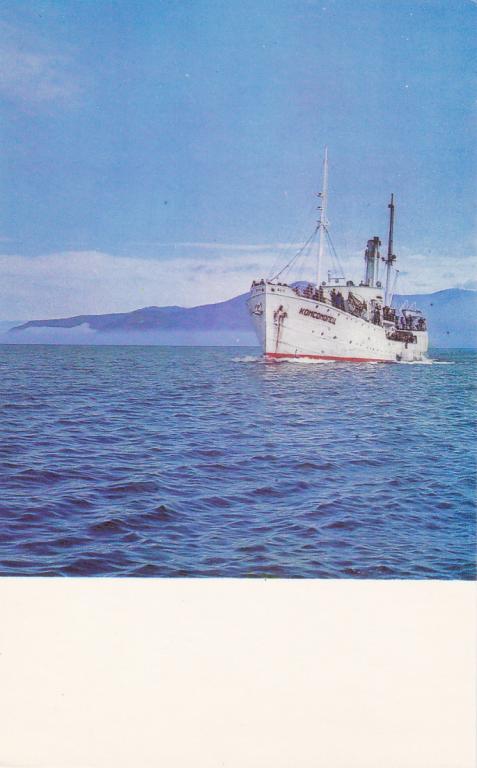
[299,307,336,324]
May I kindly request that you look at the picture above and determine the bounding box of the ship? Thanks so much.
[247,149,429,363]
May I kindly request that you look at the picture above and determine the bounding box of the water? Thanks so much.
[0,345,475,578]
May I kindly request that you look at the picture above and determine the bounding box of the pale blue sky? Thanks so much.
[0,0,475,318]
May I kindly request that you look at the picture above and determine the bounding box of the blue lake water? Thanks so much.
[0,345,475,578]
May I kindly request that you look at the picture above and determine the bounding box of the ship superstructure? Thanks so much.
[247,150,428,362]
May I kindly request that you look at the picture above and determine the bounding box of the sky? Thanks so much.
[0,0,475,319]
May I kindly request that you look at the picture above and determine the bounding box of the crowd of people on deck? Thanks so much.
[329,288,345,311]
[252,279,427,332]
[301,284,325,302]
[397,314,426,331]
[372,306,381,325]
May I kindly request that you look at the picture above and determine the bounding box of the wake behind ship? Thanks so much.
[247,150,428,363]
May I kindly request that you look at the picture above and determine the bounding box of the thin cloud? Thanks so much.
[0,248,474,320]
[174,242,305,251]
[0,22,81,108]
[129,241,304,252]
[458,279,477,290]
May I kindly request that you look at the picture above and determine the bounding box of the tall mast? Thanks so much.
[317,146,328,286]
[385,193,396,306]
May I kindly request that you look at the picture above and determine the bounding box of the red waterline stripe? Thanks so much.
[265,352,394,363]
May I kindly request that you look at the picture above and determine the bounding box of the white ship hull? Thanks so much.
[247,282,428,363]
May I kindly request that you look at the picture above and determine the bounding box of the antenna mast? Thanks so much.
[385,193,397,306]
[317,147,328,286]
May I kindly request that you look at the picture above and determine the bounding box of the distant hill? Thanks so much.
[5,287,477,347]
[0,320,23,333]
[7,294,258,346]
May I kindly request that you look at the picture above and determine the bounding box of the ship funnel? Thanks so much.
[364,236,381,287]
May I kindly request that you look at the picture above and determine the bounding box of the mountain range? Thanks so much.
[4,287,476,348]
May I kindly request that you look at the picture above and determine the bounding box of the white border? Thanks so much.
[0,579,475,768]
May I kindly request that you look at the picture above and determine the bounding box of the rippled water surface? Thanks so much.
[0,345,475,578]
